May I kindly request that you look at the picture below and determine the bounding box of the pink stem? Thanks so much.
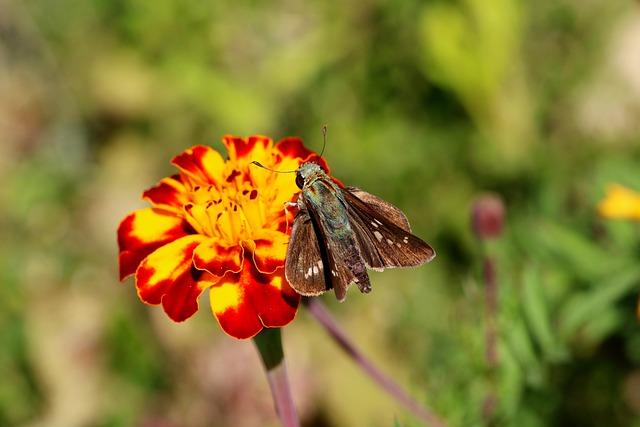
[304,298,448,427]
[253,328,299,427]
[265,360,299,427]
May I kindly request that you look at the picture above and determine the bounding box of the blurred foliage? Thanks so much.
[1,0,640,426]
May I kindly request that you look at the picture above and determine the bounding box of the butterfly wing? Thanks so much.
[347,188,413,232]
[285,211,330,297]
[285,182,371,302]
[342,187,436,269]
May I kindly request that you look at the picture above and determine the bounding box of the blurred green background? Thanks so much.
[2,0,640,426]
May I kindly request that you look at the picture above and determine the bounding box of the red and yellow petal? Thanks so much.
[135,234,213,322]
[210,257,300,339]
[242,230,289,274]
[171,145,226,186]
[223,135,273,165]
[118,208,193,281]
[193,240,244,276]
[273,137,323,172]
[143,174,190,212]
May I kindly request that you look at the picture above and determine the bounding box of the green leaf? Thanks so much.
[503,317,543,386]
[521,264,568,362]
[559,267,640,340]
[531,221,634,281]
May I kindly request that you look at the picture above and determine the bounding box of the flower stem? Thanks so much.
[471,193,505,422]
[481,256,498,421]
[253,327,299,427]
[303,298,448,427]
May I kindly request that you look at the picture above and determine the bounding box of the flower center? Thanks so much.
[182,168,269,244]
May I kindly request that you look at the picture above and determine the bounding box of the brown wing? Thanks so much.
[286,185,372,302]
[285,212,330,297]
[342,187,436,270]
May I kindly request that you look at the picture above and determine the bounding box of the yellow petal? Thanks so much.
[598,184,640,220]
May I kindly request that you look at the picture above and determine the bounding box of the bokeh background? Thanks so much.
[2,0,640,426]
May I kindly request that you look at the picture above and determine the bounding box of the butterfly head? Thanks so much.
[295,162,327,189]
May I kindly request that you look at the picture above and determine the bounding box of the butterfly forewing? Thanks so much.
[341,187,436,269]
[347,187,412,232]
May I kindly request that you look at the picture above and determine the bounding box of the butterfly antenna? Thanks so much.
[251,161,296,174]
[252,125,328,172]
[320,125,328,158]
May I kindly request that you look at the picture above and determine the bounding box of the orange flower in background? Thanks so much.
[118,136,328,339]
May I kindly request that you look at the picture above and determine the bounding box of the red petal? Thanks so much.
[193,241,244,276]
[135,235,212,322]
[274,137,316,162]
[143,174,189,211]
[275,137,330,172]
[210,258,300,339]
[242,231,288,274]
[117,208,193,281]
[171,145,225,185]
[223,135,272,163]
[270,138,338,188]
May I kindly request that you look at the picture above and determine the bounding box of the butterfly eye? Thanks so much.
[295,172,305,189]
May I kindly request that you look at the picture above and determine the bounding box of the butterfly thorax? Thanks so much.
[295,162,327,189]
[296,162,352,234]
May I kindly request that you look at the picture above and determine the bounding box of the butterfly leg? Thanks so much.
[284,201,298,234]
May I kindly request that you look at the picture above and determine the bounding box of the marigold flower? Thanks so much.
[117,136,328,339]
[598,183,640,221]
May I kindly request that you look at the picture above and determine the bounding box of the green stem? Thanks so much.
[253,327,299,427]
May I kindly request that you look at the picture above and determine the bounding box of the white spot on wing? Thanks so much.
[374,231,384,242]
